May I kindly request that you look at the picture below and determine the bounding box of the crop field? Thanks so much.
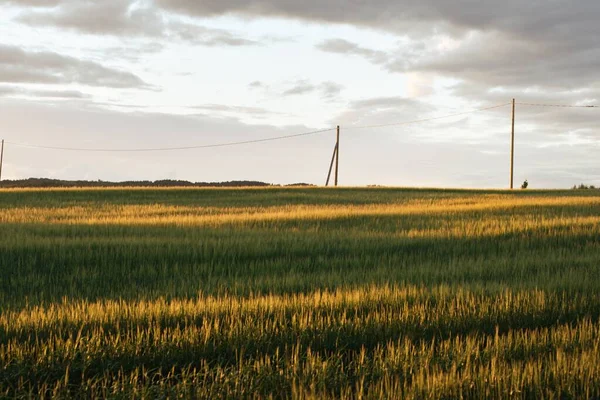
[1,187,600,398]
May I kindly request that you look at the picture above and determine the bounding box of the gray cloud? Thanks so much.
[154,0,600,43]
[283,80,344,99]
[318,32,600,96]
[398,31,600,90]
[190,104,280,117]
[11,1,599,96]
[17,1,163,36]
[283,80,316,96]
[98,42,166,63]
[316,39,389,64]
[170,22,258,46]
[316,34,599,129]
[78,101,280,119]
[248,80,265,89]
[350,96,426,110]
[0,44,149,88]
[14,0,258,47]
[0,85,90,99]
[321,82,344,99]
[334,96,433,129]
[153,0,597,104]
[3,0,61,6]
[155,0,443,30]
[450,81,599,109]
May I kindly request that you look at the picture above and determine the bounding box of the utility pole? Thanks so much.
[325,143,338,186]
[0,139,4,181]
[510,99,515,189]
[334,125,340,187]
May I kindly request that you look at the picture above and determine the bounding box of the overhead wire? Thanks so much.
[342,102,512,130]
[5,127,336,152]
[4,100,598,153]
[516,103,599,108]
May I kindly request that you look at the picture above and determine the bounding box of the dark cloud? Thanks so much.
[155,0,440,29]
[154,0,600,43]
[0,44,150,88]
[398,31,600,90]
[317,32,600,96]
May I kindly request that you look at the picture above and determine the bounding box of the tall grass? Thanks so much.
[0,187,599,398]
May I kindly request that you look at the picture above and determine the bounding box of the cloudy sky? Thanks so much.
[1,0,599,188]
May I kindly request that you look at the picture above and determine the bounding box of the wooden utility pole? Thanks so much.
[325,143,338,186]
[0,139,4,181]
[334,126,340,187]
[510,99,515,189]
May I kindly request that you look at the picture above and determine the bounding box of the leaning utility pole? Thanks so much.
[325,126,341,187]
[334,125,340,187]
[325,142,338,187]
[0,139,4,181]
[510,99,515,189]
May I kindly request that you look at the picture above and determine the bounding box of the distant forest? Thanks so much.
[0,178,315,188]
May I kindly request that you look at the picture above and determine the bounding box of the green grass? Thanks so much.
[0,187,599,398]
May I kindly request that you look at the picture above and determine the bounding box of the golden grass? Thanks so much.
[2,194,599,226]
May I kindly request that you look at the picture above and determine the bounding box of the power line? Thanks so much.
[516,103,599,108]
[5,127,336,153]
[4,100,598,155]
[343,103,512,130]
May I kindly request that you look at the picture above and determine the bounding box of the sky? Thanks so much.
[0,0,599,188]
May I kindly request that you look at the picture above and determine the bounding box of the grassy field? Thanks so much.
[1,187,599,398]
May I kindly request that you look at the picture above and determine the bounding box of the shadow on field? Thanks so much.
[1,219,599,308]
[0,187,597,209]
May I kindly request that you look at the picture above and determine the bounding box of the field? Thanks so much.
[1,187,599,398]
